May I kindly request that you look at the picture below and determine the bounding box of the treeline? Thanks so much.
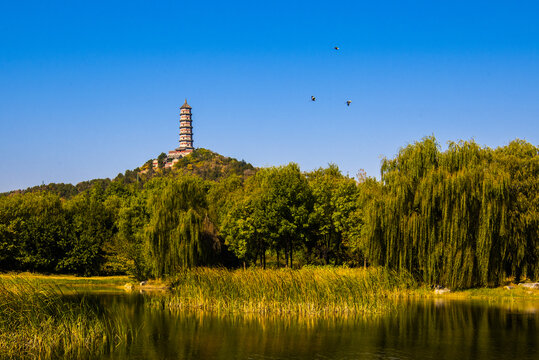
[0,138,537,288]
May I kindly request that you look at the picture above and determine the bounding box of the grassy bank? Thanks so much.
[0,273,128,286]
[435,286,539,301]
[0,278,133,359]
[150,267,417,315]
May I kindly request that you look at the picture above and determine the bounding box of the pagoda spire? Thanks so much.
[180,99,192,109]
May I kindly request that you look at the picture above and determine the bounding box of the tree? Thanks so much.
[59,184,115,275]
[221,164,311,268]
[113,192,150,280]
[0,192,68,272]
[306,165,358,265]
[144,176,219,277]
[494,140,539,281]
[157,152,167,168]
[361,137,538,288]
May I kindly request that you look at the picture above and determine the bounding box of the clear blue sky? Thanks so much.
[1,0,538,192]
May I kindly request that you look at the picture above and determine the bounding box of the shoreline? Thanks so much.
[1,270,538,303]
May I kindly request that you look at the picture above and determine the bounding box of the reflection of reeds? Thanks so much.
[411,285,539,313]
[140,297,539,360]
[150,267,416,315]
[0,278,133,359]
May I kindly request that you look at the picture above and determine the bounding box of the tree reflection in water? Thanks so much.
[99,295,538,360]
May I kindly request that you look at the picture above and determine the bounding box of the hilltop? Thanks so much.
[140,148,256,181]
[2,149,256,199]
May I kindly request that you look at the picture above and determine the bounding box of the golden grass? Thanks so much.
[150,266,417,315]
[0,272,129,284]
[0,277,133,359]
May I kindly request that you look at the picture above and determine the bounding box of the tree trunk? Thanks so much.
[255,247,259,267]
[325,234,331,265]
[258,238,264,267]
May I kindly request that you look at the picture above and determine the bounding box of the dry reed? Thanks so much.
[151,267,416,315]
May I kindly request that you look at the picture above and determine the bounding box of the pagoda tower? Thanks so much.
[178,99,194,154]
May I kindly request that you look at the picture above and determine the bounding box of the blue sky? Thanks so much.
[1,0,538,191]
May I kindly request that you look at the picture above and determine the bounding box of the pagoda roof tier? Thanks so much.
[180,99,192,109]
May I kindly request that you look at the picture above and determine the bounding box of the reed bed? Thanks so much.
[151,267,417,315]
[0,273,129,286]
[0,278,132,359]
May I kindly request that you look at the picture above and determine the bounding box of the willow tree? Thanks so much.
[494,139,539,281]
[362,136,537,288]
[144,176,219,277]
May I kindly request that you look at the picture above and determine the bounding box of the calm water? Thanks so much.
[94,294,538,360]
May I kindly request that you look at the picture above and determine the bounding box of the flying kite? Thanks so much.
[334,46,339,50]
[346,100,352,106]
[311,96,316,101]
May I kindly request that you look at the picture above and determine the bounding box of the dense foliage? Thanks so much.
[0,139,537,287]
[363,138,538,288]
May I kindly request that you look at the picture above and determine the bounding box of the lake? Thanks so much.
[91,293,538,360]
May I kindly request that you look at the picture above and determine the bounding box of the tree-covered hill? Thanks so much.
[1,149,256,199]
[2,179,113,200]
[143,148,256,181]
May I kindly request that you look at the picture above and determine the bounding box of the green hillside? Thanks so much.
[2,149,256,199]
[143,148,256,181]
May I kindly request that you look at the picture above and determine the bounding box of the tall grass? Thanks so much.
[151,267,417,315]
[0,273,129,286]
[0,278,133,359]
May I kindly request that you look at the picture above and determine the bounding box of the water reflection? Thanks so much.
[98,295,538,360]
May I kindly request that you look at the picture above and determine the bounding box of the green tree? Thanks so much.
[0,192,68,272]
[306,165,360,265]
[157,152,167,168]
[221,164,311,268]
[144,176,219,277]
[113,193,150,279]
[59,184,115,275]
[494,140,539,281]
[361,137,538,288]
